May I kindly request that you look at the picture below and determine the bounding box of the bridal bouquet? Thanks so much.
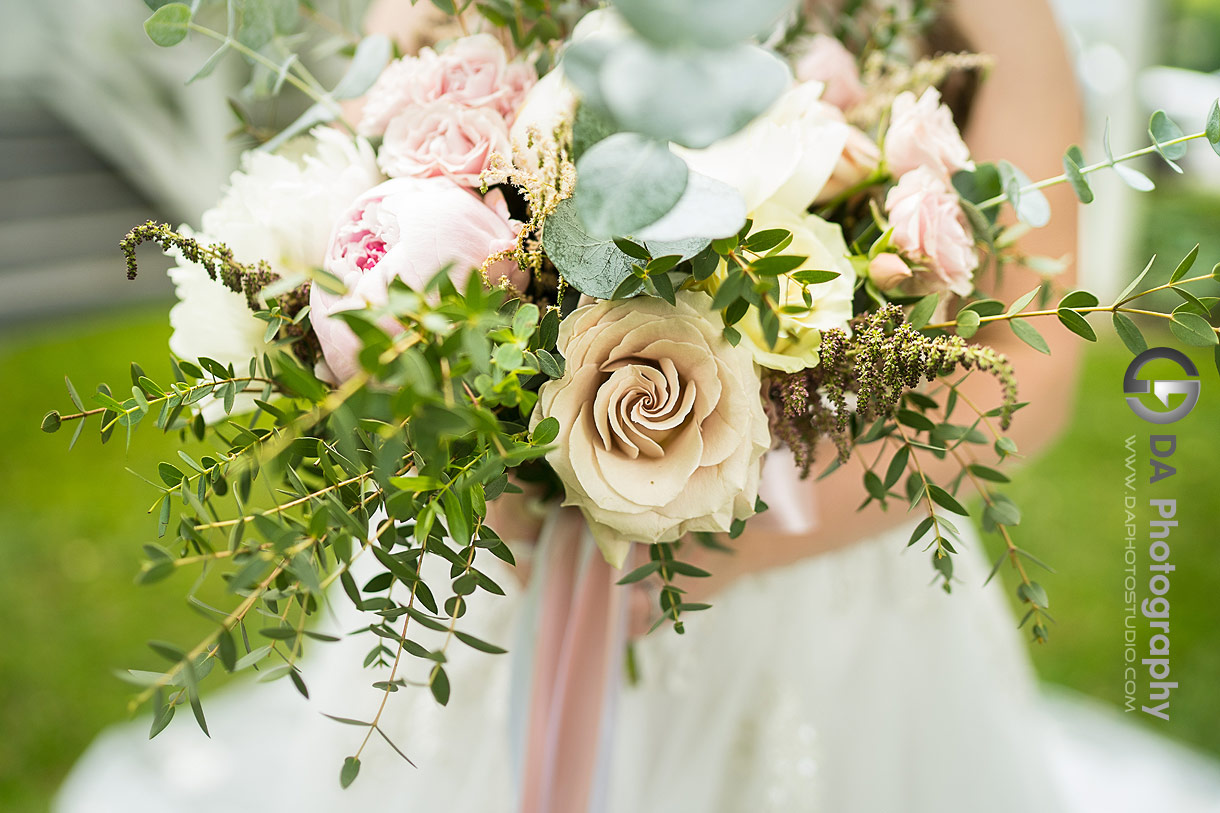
[43,0,1220,787]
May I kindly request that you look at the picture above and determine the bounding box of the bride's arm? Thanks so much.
[688,0,1084,598]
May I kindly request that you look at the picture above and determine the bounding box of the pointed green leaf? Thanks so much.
[1010,319,1051,354]
[1061,146,1094,204]
[1169,311,1218,346]
[1112,312,1147,355]
[340,756,361,789]
[1170,243,1200,282]
[908,294,939,329]
[1056,308,1096,341]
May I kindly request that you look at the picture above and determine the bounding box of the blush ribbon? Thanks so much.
[509,507,632,813]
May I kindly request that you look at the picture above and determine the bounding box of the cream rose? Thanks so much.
[532,291,770,566]
[725,202,857,373]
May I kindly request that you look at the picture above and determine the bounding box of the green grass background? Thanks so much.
[1,187,1219,809]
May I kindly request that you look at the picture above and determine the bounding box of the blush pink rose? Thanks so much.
[378,102,510,186]
[495,60,538,122]
[794,34,866,111]
[867,252,913,292]
[358,34,536,136]
[884,166,978,296]
[359,49,445,137]
[311,177,526,381]
[884,87,973,179]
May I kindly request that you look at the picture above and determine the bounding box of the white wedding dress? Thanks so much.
[56,505,1220,813]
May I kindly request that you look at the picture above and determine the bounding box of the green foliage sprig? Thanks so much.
[924,247,1220,357]
[45,268,569,786]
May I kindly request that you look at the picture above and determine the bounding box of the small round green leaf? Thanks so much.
[575,133,688,240]
[41,410,62,433]
[144,3,192,47]
[1207,99,1220,157]
[1057,289,1098,310]
[956,309,981,338]
[1017,581,1050,608]
[1148,109,1187,161]
[531,416,561,445]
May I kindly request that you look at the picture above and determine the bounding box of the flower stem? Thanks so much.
[976,131,1209,212]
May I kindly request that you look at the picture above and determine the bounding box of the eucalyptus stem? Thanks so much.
[130,547,304,710]
[63,376,277,433]
[951,448,1049,641]
[976,131,1209,211]
[187,22,356,136]
[352,519,426,762]
[923,271,1220,334]
[191,472,372,531]
[891,422,949,562]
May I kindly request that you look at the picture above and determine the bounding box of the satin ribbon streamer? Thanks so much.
[509,507,631,813]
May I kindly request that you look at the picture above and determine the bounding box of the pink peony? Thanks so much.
[311,177,526,381]
[883,87,972,180]
[884,167,978,296]
[358,34,535,137]
[378,101,510,186]
[795,34,866,111]
[867,252,913,292]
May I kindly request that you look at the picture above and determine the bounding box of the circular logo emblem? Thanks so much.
[1123,347,1200,424]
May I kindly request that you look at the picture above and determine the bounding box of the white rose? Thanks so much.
[532,290,770,566]
[675,81,849,212]
[723,202,857,373]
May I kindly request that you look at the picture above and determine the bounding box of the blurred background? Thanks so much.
[1,0,1219,809]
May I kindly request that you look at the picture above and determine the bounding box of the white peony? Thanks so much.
[168,127,383,416]
[675,81,849,212]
